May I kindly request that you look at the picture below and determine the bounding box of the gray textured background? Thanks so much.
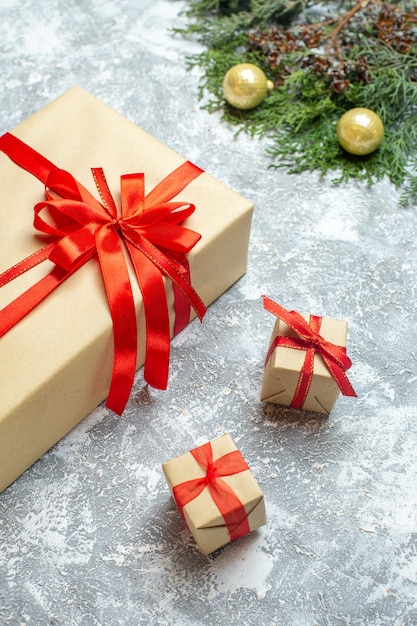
[1,1,417,625]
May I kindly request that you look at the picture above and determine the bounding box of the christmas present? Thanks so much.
[260,296,356,414]
[162,433,266,555]
[0,87,253,494]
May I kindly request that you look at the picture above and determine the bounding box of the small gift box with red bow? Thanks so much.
[162,434,266,555]
[260,296,357,414]
[0,87,253,493]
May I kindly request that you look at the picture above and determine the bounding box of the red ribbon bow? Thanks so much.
[173,441,251,542]
[263,295,356,409]
[0,132,207,415]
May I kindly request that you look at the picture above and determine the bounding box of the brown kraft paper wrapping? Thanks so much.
[162,434,266,555]
[261,315,349,414]
[0,87,253,493]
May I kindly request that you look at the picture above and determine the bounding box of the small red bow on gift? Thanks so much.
[263,295,357,409]
[173,441,251,542]
[0,132,207,414]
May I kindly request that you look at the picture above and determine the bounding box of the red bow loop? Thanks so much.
[33,166,115,242]
[48,225,97,272]
[0,132,207,415]
[120,172,145,219]
[118,173,201,256]
[263,295,357,408]
[45,167,85,202]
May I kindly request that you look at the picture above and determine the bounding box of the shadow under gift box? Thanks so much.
[261,315,349,415]
[162,434,266,555]
[0,87,253,494]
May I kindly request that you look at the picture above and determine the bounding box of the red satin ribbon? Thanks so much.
[263,295,356,408]
[0,132,207,415]
[173,441,251,543]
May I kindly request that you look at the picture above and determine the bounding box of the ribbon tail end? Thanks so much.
[105,395,127,417]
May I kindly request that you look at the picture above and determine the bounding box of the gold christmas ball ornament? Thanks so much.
[222,63,274,110]
[337,108,384,156]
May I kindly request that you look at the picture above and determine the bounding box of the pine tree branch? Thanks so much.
[324,0,372,56]
[179,0,417,204]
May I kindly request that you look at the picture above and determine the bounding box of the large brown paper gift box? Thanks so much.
[0,87,253,494]
[162,434,266,555]
[260,315,349,415]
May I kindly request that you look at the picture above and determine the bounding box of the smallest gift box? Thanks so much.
[162,434,266,555]
[260,297,356,415]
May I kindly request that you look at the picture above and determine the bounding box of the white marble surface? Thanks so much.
[1,1,417,625]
